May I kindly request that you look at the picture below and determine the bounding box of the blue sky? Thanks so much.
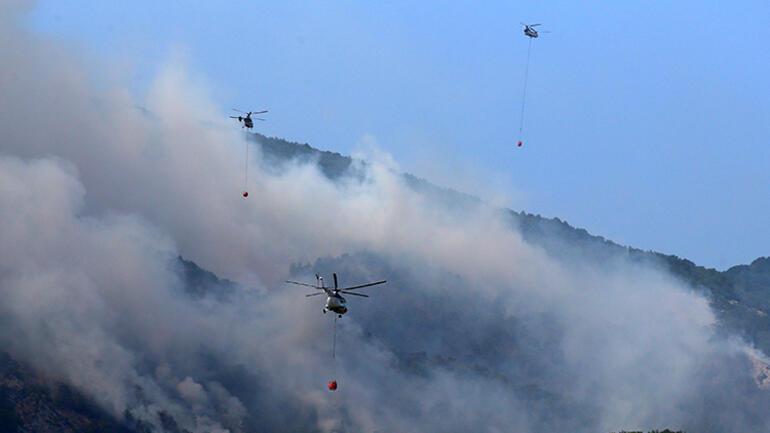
[27,1,769,269]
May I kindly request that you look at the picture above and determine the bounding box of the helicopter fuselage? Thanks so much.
[287,273,385,318]
[324,294,348,315]
[243,117,253,129]
[524,28,538,38]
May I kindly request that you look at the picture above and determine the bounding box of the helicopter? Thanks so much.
[522,23,548,39]
[230,109,268,129]
[286,273,387,318]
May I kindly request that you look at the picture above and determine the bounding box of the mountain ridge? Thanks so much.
[251,132,770,354]
[1,133,766,432]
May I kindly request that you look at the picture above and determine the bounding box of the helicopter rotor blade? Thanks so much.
[333,273,339,289]
[339,280,387,291]
[254,118,266,121]
[305,292,325,297]
[253,110,268,114]
[530,23,541,27]
[340,291,369,297]
[232,108,248,114]
[229,116,240,119]
[286,280,322,289]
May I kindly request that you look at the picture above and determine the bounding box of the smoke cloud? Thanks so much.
[1,4,769,432]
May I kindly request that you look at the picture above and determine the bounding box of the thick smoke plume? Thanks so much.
[1,4,769,432]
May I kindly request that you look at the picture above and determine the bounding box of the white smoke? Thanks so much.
[1,3,768,433]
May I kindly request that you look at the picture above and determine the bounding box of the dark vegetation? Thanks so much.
[0,133,766,431]
[0,352,133,433]
[254,132,770,355]
[177,256,236,301]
